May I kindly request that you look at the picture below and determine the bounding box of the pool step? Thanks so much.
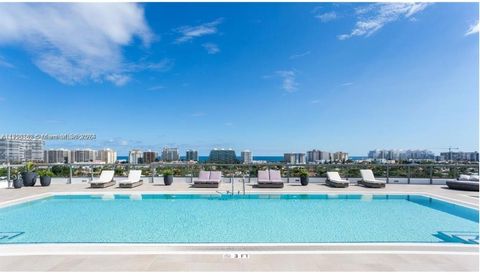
[435,231,479,244]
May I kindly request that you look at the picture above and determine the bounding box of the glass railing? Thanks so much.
[1,162,478,185]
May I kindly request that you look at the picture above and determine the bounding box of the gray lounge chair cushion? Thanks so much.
[469,175,479,181]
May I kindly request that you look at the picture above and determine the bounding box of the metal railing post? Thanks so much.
[7,164,11,188]
[429,165,433,184]
[286,164,290,183]
[150,163,154,183]
[386,164,389,184]
[242,175,246,195]
[68,165,73,184]
[248,164,251,183]
[407,165,411,184]
[190,164,193,183]
[90,165,94,181]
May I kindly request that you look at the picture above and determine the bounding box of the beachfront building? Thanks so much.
[129,149,143,164]
[306,150,331,163]
[70,149,96,163]
[44,149,70,163]
[284,153,306,164]
[241,150,253,164]
[143,150,158,164]
[96,149,117,164]
[0,138,44,163]
[162,147,180,162]
[185,149,198,162]
[333,151,349,162]
[208,148,237,164]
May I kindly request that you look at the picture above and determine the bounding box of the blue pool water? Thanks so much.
[0,194,478,244]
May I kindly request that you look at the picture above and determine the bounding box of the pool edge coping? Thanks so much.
[1,190,478,210]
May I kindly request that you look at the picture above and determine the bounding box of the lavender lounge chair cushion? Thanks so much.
[208,171,222,184]
[258,170,269,183]
[269,170,283,183]
[194,170,210,184]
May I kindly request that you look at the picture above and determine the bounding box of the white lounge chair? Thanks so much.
[326,171,349,188]
[358,169,385,188]
[118,170,143,188]
[90,170,115,188]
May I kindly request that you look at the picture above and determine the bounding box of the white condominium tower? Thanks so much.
[44,149,70,163]
[162,147,180,162]
[0,138,44,163]
[241,150,253,164]
[129,149,143,164]
[96,148,117,164]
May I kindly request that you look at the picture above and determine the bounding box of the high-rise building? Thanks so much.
[333,151,349,162]
[241,150,253,164]
[143,150,158,164]
[44,149,70,163]
[185,149,199,162]
[96,148,117,164]
[129,149,143,164]
[306,150,331,163]
[208,148,237,164]
[162,147,179,162]
[440,151,479,162]
[368,149,434,161]
[0,138,44,163]
[284,153,306,164]
[70,149,96,163]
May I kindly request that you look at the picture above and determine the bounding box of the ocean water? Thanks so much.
[0,194,477,244]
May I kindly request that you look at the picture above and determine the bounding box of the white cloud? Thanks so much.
[340,82,353,86]
[192,112,206,117]
[0,3,156,86]
[175,18,223,44]
[0,55,14,68]
[224,122,233,127]
[148,85,165,91]
[202,42,220,54]
[105,74,131,86]
[311,99,320,104]
[316,11,337,23]
[465,21,479,36]
[276,70,298,93]
[289,51,311,59]
[338,3,431,40]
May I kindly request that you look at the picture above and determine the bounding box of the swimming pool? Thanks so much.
[0,193,478,244]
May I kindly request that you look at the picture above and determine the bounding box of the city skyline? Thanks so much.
[0,2,478,156]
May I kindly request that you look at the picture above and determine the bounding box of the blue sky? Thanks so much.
[0,2,478,156]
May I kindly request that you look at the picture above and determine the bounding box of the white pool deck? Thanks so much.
[0,178,478,271]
